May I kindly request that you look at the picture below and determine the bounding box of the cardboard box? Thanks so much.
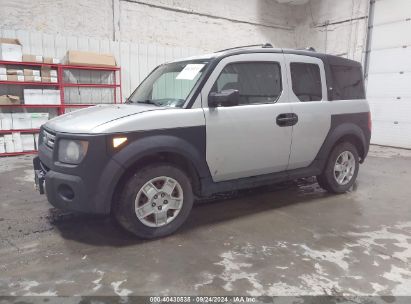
[24,89,44,105]
[64,50,116,67]
[31,113,49,128]
[0,65,6,75]
[42,76,58,83]
[0,113,12,130]
[63,70,78,83]
[24,69,41,76]
[80,89,92,104]
[12,132,23,152]
[92,88,103,104]
[12,132,22,151]
[7,75,24,82]
[43,57,60,64]
[12,113,32,129]
[21,134,35,151]
[42,90,60,105]
[25,75,42,82]
[7,69,23,75]
[0,136,5,154]
[0,75,7,81]
[41,68,58,78]
[22,54,43,63]
[4,134,14,153]
[101,88,114,104]
[0,95,20,105]
[66,89,81,105]
[0,38,22,62]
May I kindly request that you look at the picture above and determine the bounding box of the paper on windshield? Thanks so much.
[176,64,205,80]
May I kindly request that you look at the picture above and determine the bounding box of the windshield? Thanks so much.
[128,60,209,107]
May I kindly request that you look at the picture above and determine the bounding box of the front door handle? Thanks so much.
[276,113,298,127]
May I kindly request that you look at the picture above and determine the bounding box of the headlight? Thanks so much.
[58,139,89,164]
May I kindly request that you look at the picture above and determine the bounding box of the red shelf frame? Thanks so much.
[59,64,122,108]
[0,81,59,86]
[0,129,40,134]
[63,83,120,88]
[0,60,59,68]
[0,104,61,108]
[0,150,38,157]
[0,60,122,157]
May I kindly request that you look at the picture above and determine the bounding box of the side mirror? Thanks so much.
[208,89,239,108]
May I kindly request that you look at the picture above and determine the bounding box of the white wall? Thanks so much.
[119,0,298,51]
[294,0,369,62]
[0,0,371,60]
[0,0,114,40]
[0,0,300,51]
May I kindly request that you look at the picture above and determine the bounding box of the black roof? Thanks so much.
[214,44,361,67]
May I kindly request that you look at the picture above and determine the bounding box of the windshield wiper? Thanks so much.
[135,100,162,106]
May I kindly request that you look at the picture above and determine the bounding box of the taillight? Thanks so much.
[368,112,372,132]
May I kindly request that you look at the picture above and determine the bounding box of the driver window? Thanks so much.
[290,62,322,102]
[210,62,282,105]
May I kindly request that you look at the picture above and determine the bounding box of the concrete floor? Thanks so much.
[0,145,411,297]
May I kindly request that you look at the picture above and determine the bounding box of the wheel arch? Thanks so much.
[316,122,368,169]
[110,135,209,213]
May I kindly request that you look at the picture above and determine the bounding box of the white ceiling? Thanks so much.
[276,0,310,5]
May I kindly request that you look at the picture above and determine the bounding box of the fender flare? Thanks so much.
[94,134,210,213]
[315,122,367,167]
[112,134,209,177]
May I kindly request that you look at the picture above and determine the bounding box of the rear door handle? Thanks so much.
[276,113,298,127]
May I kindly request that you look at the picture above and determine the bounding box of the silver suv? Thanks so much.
[33,44,371,239]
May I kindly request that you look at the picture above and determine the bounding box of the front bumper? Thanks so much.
[35,128,125,214]
[33,156,46,194]
[34,158,88,212]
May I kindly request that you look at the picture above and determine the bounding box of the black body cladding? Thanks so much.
[37,126,208,214]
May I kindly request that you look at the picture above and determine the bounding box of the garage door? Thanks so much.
[366,0,411,148]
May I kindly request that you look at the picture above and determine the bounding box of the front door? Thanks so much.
[201,53,293,182]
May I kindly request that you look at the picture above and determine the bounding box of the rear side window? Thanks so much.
[290,63,322,102]
[330,65,365,100]
[211,62,282,105]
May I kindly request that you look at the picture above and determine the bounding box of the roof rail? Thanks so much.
[300,47,316,52]
[217,43,273,53]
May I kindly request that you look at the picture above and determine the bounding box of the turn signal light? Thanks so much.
[113,137,127,148]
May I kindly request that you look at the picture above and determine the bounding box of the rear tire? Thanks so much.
[317,142,359,193]
[114,163,194,239]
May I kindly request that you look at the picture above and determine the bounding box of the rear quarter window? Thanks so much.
[330,65,365,100]
[290,63,322,102]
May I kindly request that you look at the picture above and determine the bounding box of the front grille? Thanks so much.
[43,129,56,150]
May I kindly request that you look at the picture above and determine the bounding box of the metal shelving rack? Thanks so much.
[0,60,122,157]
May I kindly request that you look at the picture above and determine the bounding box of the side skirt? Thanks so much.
[199,160,323,197]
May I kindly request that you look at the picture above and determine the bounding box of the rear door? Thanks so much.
[284,54,331,170]
[201,53,294,182]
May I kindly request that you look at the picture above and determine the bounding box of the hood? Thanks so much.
[45,104,165,133]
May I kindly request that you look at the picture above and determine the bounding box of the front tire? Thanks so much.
[114,163,194,239]
[317,142,359,193]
